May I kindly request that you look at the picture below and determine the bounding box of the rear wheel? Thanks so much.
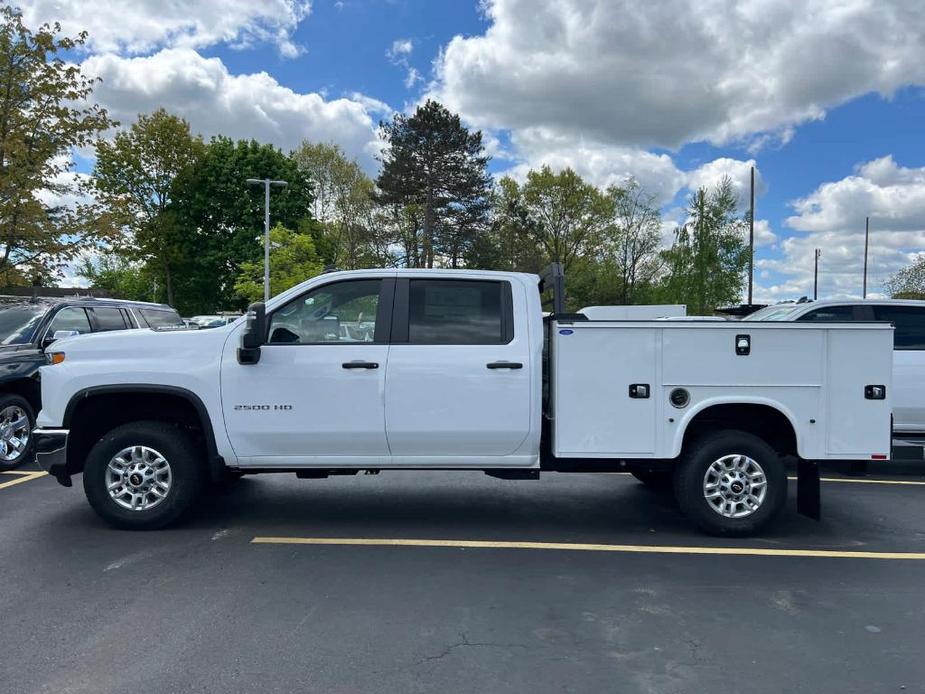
[0,394,34,471]
[674,430,787,536]
[83,421,204,530]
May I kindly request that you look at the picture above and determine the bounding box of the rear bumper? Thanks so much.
[33,428,71,487]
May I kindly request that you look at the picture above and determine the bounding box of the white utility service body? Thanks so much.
[33,267,894,535]
[550,319,892,461]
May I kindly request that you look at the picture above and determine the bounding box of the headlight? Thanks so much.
[47,352,65,365]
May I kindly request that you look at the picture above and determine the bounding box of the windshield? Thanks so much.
[745,305,801,321]
[0,304,48,345]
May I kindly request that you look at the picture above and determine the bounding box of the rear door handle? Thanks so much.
[486,361,523,369]
[342,361,379,369]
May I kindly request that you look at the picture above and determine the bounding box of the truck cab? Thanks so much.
[221,270,541,468]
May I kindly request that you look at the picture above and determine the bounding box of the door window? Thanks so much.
[139,308,184,328]
[268,279,382,344]
[91,307,128,331]
[872,306,925,350]
[796,305,856,322]
[47,307,92,336]
[407,279,510,345]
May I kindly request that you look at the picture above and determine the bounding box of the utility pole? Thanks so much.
[813,248,821,300]
[748,165,755,306]
[862,216,870,299]
[246,178,288,302]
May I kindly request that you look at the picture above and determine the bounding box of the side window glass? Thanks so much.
[797,306,856,322]
[873,306,925,350]
[140,309,184,328]
[408,280,505,344]
[268,279,381,344]
[47,307,91,336]
[91,307,128,332]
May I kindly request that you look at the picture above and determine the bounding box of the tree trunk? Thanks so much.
[424,186,434,268]
[164,262,175,307]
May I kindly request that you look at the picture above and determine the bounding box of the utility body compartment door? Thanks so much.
[551,324,657,456]
[384,277,534,463]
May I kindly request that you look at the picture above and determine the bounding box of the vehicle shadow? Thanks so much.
[180,472,823,544]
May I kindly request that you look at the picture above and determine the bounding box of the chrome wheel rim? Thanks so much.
[106,446,172,511]
[0,405,30,461]
[703,454,767,519]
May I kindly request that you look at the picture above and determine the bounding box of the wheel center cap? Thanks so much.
[730,481,745,494]
[129,473,144,486]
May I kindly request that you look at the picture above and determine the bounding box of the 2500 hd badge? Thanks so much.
[234,404,293,411]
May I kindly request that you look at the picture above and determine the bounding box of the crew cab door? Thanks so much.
[384,277,533,463]
[220,277,394,464]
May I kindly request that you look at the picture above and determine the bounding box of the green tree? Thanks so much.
[93,109,205,306]
[466,176,545,272]
[77,255,158,302]
[659,177,748,314]
[292,141,390,269]
[518,166,610,273]
[169,137,313,313]
[234,224,323,302]
[605,179,662,304]
[886,255,925,299]
[0,7,113,281]
[377,100,491,268]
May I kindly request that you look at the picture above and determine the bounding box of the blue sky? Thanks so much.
[24,0,925,301]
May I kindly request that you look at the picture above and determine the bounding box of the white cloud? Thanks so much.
[499,127,686,204]
[686,158,766,210]
[22,0,311,57]
[404,67,423,89]
[432,0,925,150]
[387,38,421,90]
[387,39,414,61]
[787,155,925,233]
[752,219,777,249]
[757,156,925,300]
[82,48,384,173]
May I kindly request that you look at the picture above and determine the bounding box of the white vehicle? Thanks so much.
[746,299,925,435]
[32,267,893,536]
[580,304,686,320]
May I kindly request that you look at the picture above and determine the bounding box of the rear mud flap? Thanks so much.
[796,460,820,521]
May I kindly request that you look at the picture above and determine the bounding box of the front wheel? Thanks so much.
[0,394,34,471]
[674,430,787,536]
[83,421,204,530]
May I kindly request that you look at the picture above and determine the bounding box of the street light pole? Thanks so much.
[813,248,821,300]
[246,178,288,302]
[863,216,870,299]
[748,165,755,306]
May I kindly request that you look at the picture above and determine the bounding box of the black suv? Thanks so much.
[0,296,183,469]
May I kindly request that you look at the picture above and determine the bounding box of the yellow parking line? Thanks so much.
[251,536,925,560]
[0,471,48,490]
[786,476,925,486]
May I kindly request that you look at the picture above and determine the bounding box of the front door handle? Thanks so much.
[486,361,523,369]
[342,361,379,369]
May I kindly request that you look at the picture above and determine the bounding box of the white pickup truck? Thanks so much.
[33,266,893,536]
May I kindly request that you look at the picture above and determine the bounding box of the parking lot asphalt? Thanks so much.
[3,463,925,694]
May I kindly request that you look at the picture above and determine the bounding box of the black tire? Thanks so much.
[83,420,204,530]
[0,393,35,471]
[630,468,674,491]
[674,430,787,537]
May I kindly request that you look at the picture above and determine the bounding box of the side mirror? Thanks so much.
[43,329,80,348]
[237,302,266,365]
